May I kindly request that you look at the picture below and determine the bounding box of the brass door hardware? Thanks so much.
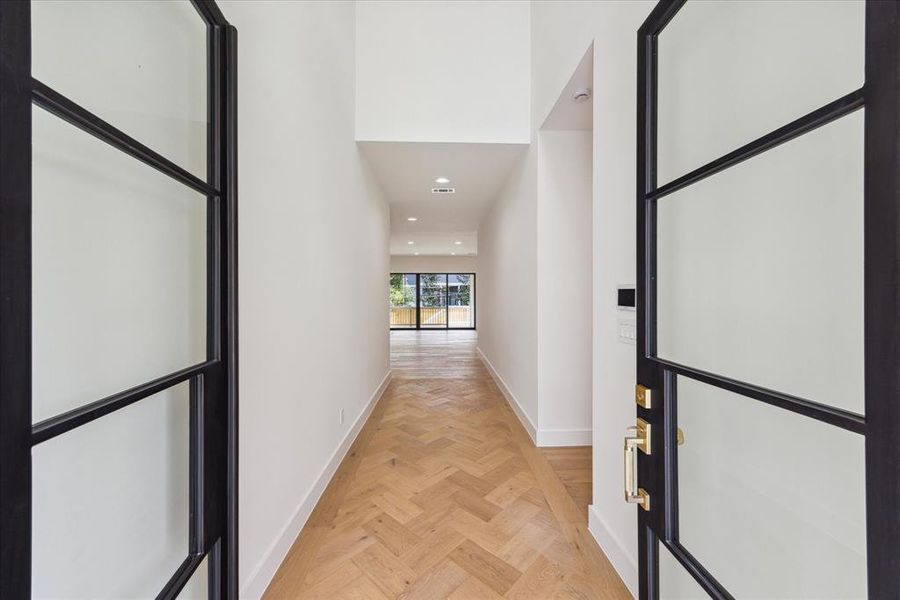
[635,384,652,409]
[677,427,685,446]
[624,418,651,511]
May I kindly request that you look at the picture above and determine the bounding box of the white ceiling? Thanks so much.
[389,231,478,256]
[541,43,593,131]
[358,141,527,256]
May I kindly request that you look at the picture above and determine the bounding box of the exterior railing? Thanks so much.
[390,306,473,328]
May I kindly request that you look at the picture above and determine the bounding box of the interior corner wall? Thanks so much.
[477,148,539,434]
[536,130,593,444]
[532,1,655,596]
[389,254,478,275]
[224,2,391,597]
[355,0,531,143]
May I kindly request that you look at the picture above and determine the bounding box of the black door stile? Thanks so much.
[0,2,238,598]
[863,1,900,596]
[635,1,899,598]
[0,1,33,597]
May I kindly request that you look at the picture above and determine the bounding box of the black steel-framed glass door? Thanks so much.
[0,1,238,598]
[633,1,898,598]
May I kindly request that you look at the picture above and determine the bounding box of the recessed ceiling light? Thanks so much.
[454,241,462,245]
[414,252,420,256]
[407,241,414,245]
[435,177,450,184]
[407,217,417,222]
[451,252,456,256]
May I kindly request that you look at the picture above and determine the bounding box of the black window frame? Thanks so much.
[0,1,239,598]
[390,272,476,331]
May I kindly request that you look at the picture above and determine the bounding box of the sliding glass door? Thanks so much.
[389,274,417,328]
[448,274,474,328]
[389,273,475,330]
[419,274,448,328]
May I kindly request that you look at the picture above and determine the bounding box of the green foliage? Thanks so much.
[390,273,414,306]
[391,273,472,307]
[419,274,443,307]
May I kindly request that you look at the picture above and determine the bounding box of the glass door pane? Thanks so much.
[447,274,474,328]
[32,107,207,423]
[177,556,208,599]
[660,544,708,600]
[33,384,190,599]
[657,0,864,183]
[31,0,208,178]
[676,377,867,598]
[419,274,448,329]
[657,110,863,414]
[390,273,417,329]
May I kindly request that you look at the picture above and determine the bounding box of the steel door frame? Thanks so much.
[635,1,900,598]
[0,1,239,597]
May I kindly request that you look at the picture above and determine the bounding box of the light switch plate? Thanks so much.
[618,318,636,345]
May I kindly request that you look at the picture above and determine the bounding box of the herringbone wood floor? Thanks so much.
[263,331,629,599]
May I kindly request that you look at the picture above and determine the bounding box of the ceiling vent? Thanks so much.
[431,187,456,194]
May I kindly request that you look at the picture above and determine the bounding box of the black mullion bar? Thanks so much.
[191,0,229,27]
[662,371,678,542]
[648,89,864,201]
[156,554,205,600]
[640,524,659,600]
[31,79,218,198]
[189,375,206,555]
[222,24,240,600]
[472,274,476,329]
[864,1,900,596]
[416,274,421,329]
[31,360,218,445]
[661,540,734,600]
[0,0,32,596]
[206,20,229,598]
[444,273,449,329]
[642,0,686,37]
[653,358,865,434]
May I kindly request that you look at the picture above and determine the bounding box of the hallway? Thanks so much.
[263,332,628,599]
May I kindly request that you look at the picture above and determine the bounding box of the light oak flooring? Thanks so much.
[390,330,485,380]
[263,331,627,599]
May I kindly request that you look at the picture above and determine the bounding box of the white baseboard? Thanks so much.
[536,428,592,447]
[476,346,537,443]
[239,370,393,600]
[588,504,637,598]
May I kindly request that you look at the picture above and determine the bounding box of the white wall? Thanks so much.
[225,2,391,597]
[390,254,477,274]
[536,130,592,444]
[356,0,531,143]
[477,36,595,450]
[531,1,654,594]
[477,149,539,435]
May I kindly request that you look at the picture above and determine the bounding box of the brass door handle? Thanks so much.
[624,419,651,511]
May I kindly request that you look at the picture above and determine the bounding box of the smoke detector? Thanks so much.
[573,87,592,102]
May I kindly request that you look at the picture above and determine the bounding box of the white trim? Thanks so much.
[536,428,592,447]
[239,370,393,600]
[476,346,537,443]
[588,504,638,598]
